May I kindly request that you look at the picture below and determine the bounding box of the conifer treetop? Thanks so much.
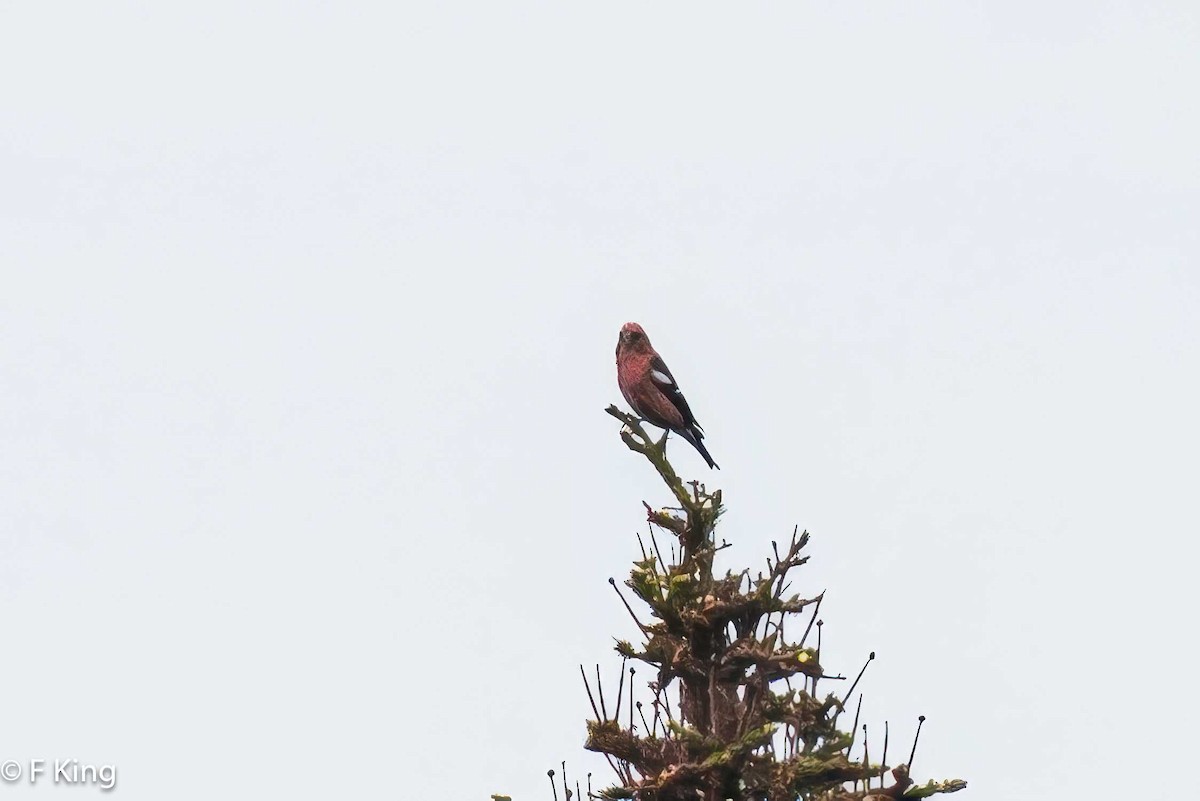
[581,406,967,801]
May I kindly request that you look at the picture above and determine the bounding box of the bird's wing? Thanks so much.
[649,354,703,432]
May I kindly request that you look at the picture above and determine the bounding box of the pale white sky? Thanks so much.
[2,3,1197,799]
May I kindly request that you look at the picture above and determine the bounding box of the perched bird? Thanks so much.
[615,322,719,470]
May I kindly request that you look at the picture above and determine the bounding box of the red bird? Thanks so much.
[615,322,719,470]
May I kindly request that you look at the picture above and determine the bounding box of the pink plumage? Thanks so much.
[615,322,719,470]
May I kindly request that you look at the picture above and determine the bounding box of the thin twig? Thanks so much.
[907,715,926,771]
[580,665,601,720]
[595,665,608,721]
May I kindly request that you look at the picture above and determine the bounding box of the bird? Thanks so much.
[615,322,719,469]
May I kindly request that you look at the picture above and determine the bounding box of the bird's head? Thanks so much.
[617,322,651,356]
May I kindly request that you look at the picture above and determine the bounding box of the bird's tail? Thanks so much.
[679,427,719,470]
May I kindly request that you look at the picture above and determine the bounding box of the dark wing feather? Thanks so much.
[648,354,703,432]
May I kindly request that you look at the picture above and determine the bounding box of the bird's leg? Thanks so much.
[657,428,670,453]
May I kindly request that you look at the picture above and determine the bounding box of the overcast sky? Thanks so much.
[2,2,1197,799]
